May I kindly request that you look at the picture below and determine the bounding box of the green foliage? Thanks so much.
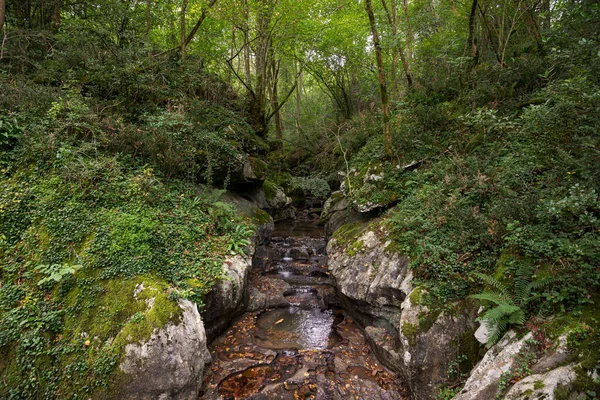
[471,268,554,346]
[35,264,83,286]
[0,97,255,397]
[290,176,331,200]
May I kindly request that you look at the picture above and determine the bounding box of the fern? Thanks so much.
[470,266,555,347]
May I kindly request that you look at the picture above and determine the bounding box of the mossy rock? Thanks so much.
[331,220,370,247]
[247,156,268,181]
[263,179,278,201]
[252,208,272,226]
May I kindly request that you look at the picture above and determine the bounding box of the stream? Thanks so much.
[201,213,406,399]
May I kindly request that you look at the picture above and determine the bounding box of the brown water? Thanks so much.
[201,218,406,399]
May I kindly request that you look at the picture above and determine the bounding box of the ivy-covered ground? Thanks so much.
[330,77,600,396]
[0,69,256,398]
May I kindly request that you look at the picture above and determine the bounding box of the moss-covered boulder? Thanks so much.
[117,298,211,400]
[211,154,268,186]
[262,180,294,221]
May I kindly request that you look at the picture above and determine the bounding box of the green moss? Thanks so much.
[263,180,278,201]
[402,322,419,346]
[418,308,442,333]
[553,386,572,400]
[543,294,600,395]
[63,275,181,347]
[533,380,545,390]
[409,286,425,306]
[346,240,364,257]
[251,208,272,226]
[332,220,369,246]
[248,157,268,180]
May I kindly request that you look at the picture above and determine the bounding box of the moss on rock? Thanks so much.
[263,180,278,201]
[331,220,369,247]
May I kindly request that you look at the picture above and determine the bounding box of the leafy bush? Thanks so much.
[290,176,331,200]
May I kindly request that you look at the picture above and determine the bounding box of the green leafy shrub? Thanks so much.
[290,176,331,200]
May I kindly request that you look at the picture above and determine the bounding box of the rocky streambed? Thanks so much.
[201,218,406,399]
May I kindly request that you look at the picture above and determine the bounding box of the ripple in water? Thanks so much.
[253,306,334,350]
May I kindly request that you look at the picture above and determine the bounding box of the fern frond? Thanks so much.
[484,321,504,347]
[514,277,532,304]
[528,277,556,291]
[507,309,526,325]
[473,272,510,298]
[470,291,513,306]
[481,304,521,323]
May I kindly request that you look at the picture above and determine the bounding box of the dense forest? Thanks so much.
[0,0,599,398]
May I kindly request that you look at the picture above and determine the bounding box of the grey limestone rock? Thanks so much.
[118,299,211,400]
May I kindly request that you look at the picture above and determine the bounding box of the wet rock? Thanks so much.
[455,331,533,400]
[202,253,254,340]
[118,300,211,400]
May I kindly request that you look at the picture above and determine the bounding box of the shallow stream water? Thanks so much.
[201,215,405,399]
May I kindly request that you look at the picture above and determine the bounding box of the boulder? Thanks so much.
[118,299,211,400]
[320,191,372,236]
[221,190,274,245]
[327,226,479,400]
[202,253,253,340]
[504,364,577,400]
[454,331,533,400]
[213,154,267,186]
[263,180,292,211]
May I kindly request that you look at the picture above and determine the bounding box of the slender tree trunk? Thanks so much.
[467,0,479,65]
[228,26,236,84]
[520,0,544,54]
[182,0,217,48]
[402,0,413,63]
[0,0,6,32]
[381,0,412,89]
[51,0,60,31]
[295,59,302,137]
[270,59,283,150]
[365,0,393,158]
[243,0,251,91]
[181,0,189,65]
[145,0,151,36]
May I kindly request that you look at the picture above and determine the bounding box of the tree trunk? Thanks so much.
[145,0,151,36]
[243,0,251,91]
[295,58,302,137]
[51,0,60,31]
[381,0,413,89]
[0,0,5,32]
[520,0,544,54]
[467,0,479,65]
[402,0,413,63]
[270,59,283,150]
[181,0,189,64]
[365,0,393,158]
